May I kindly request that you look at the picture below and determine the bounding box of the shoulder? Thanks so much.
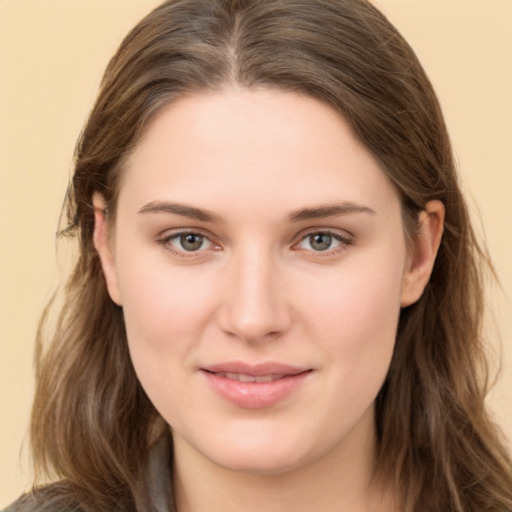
[2,483,86,512]
[3,433,173,512]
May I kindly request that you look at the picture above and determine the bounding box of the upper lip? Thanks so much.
[201,361,310,376]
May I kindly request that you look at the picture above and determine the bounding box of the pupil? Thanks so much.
[181,234,203,251]
[311,233,331,251]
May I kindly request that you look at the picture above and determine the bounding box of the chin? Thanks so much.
[212,449,308,476]
[198,429,321,476]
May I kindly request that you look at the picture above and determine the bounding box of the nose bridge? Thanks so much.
[219,241,290,342]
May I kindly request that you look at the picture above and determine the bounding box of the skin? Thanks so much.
[94,88,444,512]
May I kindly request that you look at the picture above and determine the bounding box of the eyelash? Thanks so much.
[157,229,353,258]
[157,230,217,258]
[293,230,353,256]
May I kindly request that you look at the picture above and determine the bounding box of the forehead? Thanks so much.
[119,88,399,217]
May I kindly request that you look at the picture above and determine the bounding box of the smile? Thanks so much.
[212,372,286,383]
[200,362,312,409]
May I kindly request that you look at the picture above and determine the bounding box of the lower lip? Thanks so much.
[202,371,311,409]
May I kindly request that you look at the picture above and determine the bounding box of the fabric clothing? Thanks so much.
[2,433,175,512]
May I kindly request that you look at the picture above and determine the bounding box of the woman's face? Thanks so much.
[96,89,425,475]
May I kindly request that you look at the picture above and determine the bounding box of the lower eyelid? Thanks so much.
[157,231,214,252]
[157,230,352,256]
[296,231,352,248]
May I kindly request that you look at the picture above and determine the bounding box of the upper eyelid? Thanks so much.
[294,227,354,241]
[292,228,353,253]
[157,229,217,251]
[156,227,353,252]
[158,227,215,241]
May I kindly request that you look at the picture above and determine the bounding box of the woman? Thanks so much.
[6,0,512,511]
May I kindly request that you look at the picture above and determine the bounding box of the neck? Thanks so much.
[172,409,394,512]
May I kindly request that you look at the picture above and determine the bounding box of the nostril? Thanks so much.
[216,261,292,342]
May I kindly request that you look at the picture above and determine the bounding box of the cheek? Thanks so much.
[113,245,220,380]
[116,256,221,421]
[302,249,404,338]
[299,250,405,399]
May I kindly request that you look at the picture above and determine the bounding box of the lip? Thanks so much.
[200,361,312,409]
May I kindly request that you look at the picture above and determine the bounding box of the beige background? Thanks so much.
[1,0,510,506]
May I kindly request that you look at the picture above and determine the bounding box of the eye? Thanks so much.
[160,232,214,253]
[296,231,351,253]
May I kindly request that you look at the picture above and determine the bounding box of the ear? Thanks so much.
[93,192,122,305]
[401,200,445,307]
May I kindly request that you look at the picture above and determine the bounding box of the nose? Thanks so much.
[217,246,292,343]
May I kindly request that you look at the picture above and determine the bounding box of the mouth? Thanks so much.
[207,372,288,383]
[200,362,312,409]
[201,361,309,376]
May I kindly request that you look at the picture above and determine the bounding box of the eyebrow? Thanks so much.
[138,201,223,223]
[137,200,375,224]
[287,202,376,223]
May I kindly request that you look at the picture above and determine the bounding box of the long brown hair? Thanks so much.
[26,1,512,511]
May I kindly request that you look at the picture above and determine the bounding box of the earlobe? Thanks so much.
[92,192,122,305]
[401,200,445,307]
